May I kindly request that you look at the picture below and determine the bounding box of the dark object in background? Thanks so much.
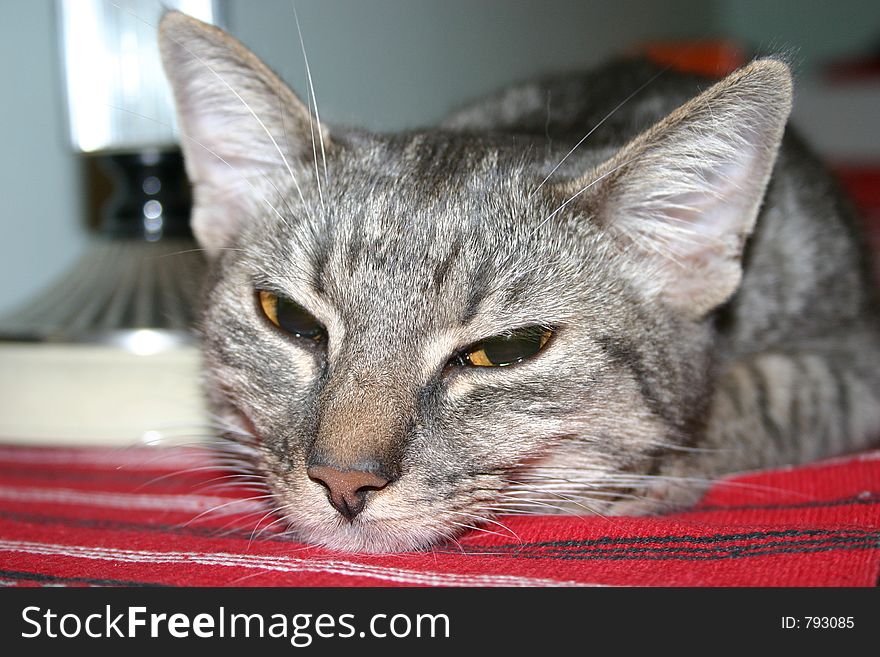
[0,148,203,344]
[100,150,193,240]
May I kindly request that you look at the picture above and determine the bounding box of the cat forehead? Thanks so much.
[240,195,594,335]
[334,130,535,200]
[258,134,596,275]
[311,130,609,238]
[254,199,574,304]
[234,130,613,327]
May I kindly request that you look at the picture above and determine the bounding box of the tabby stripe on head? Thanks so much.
[433,233,464,291]
[345,227,364,273]
[462,259,494,324]
[309,229,334,294]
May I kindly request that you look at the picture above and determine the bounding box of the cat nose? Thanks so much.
[307,465,391,521]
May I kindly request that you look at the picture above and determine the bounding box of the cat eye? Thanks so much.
[455,326,552,368]
[257,290,326,341]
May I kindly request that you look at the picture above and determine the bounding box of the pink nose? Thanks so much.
[307,465,391,520]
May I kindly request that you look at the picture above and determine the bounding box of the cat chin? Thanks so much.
[281,511,460,554]
[309,527,448,554]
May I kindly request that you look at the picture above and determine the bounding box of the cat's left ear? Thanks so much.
[562,59,792,318]
[159,11,331,255]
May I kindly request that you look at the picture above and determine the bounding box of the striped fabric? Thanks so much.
[0,445,878,586]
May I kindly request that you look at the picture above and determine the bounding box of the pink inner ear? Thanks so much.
[605,122,779,316]
[622,187,746,258]
[652,156,757,253]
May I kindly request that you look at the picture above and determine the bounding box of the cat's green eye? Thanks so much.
[257,290,325,341]
[461,327,552,368]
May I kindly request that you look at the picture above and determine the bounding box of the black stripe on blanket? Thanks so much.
[455,528,880,560]
[0,568,166,587]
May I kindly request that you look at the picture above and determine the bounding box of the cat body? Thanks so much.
[159,13,880,552]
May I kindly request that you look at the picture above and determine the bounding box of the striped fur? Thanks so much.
[160,13,880,552]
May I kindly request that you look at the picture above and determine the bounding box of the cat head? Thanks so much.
[159,11,791,552]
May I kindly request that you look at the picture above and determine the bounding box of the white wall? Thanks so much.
[717,0,880,162]
[0,0,86,316]
[226,0,713,130]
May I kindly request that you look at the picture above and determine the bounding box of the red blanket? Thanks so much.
[0,445,877,586]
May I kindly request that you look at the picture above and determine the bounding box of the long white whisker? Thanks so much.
[539,156,636,231]
[448,520,514,542]
[293,2,330,193]
[445,510,522,542]
[497,497,585,516]
[183,493,275,526]
[503,483,610,519]
[247,505,292,545]
[130,465,233,492]
[530,67,667,198]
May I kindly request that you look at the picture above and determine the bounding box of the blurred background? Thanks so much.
[1,0,879,315]
[0,0,878,443]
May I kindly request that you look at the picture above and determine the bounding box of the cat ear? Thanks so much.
[563,59,792,318]
[158,11,330,255]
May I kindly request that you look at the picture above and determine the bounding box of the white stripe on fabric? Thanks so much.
[0,485,265,516]
[0,539,594,587]
[0,447,209,470]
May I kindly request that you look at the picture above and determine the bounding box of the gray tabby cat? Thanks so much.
[159,12,880,552]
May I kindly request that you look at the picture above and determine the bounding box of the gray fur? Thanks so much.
[159,12,880,552]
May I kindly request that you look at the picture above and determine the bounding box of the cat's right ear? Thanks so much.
[159,11,330,255]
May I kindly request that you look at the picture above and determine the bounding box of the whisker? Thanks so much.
[444,510,522,542]
[248,506,289,546]
[152,246,246,259]
[448,520,515,542]
[130,464,233,492]
[293,2,330,194]
[530,67,668,198]
[539,156,637,230]
[183,493,276,526]
[497,497,586,516]
[208,507,285,537]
